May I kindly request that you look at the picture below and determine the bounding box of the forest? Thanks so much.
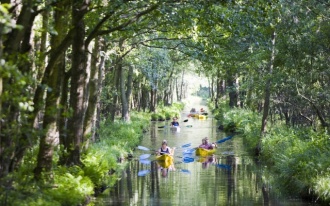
[1,0,330,205]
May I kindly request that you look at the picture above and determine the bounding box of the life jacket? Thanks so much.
[171,121,179,126]
[199,144,213,149]
[160,147,170,154]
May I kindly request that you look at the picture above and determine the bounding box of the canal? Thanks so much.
[95,99,317,206]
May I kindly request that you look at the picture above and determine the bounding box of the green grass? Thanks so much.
[211,100,330,203]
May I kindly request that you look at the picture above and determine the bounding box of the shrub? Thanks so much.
[45,166,94,206]
[151,113,158,121]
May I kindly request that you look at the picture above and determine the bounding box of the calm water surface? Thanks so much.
[95,101,318,206]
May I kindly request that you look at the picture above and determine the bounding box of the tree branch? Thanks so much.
[96,4,160,37]
[296,84,329,128]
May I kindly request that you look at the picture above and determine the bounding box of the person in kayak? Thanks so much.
[157,140,175,155]
[170,117,179,127]
[199,137,217,149]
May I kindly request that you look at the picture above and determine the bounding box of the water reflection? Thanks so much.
[97,110,316,206]
[197,155,216,169]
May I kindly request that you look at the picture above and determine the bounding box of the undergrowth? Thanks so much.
[212,102,330,204]
[0,112,150,206]
[151,102,185,121]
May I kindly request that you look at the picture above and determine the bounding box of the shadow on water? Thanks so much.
[95,103,319,206]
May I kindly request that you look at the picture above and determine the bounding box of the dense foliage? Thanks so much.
[1,0,330,204]
[0,112,150,205]
[212,101,330,203]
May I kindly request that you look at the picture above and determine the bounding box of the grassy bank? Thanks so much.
[0,111,150,206]
[0,102,186,206]
[211,102,330,204]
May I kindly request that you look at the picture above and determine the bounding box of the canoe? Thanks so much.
[196,148,216,156]
[156,154,173,168]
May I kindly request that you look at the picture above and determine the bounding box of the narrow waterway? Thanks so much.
[95,98,317,206]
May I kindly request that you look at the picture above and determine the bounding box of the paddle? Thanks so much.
[137,145,153,151]
[139,154,152,159]
[137,142,191,152]
[139,159,151,165]
[216,135,234,144]
[182,156,194,163]
[181,143,191,148]
[183,148,195,154]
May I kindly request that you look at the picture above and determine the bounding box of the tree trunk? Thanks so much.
[119,62,128,120]
[121,64,133,121]
[179,69,185,101]
[34,0,70,178]
[65,0,90,166]
[0,1,39,177]
[175,78,179,101]
[260,31,276,135]
[35,9,49,83]
[141,81,149,112]
[4,1,35,55]
[110,59,121,121]
[257,31,276,155]
[150,88,157,112]
[82,40,99,150]
[34,64,62,178]
[170,79,174,104]
[215,69,224,109]
[59,71,70,150]
[246,78,253,109]
[228,74,238,108]
[94,40,106,142]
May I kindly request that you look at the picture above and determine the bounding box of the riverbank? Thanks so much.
[211,103,330,205]
[0,103,187,205]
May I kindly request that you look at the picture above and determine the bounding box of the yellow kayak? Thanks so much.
[156,154,173,161]
[196,148,216,156]
[198,115,206,120]
[156,154,173,168]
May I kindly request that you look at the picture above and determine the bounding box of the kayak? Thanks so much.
[156,154,173,161]
[198,115,206,120]
[156,154,173,168]
[196,147,216,156]
[188,113,198,117]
